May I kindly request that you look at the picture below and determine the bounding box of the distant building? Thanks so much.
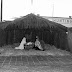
[42,16,72,28]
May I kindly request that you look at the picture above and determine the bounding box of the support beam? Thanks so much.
[1,0,2,22]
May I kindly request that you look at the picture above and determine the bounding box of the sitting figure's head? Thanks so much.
[36,36,39,40]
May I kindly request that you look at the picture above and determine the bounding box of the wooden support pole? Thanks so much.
[1,0,3,22]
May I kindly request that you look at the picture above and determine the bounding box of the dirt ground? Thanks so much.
[0,44,71,72]
[0,44,71,56]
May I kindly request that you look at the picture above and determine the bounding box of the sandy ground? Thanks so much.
[0,44,71,56]
[0,44,71,72]
[1,65,72,72]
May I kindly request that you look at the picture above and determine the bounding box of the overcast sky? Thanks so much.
[1,0,72,20]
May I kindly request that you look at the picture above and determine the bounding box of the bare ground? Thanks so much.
[0,44,71,56]
[0,44,71,72]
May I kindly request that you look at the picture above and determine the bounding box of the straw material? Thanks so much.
[0,13,67,32]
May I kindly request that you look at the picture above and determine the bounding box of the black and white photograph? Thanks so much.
[0,0,72,72]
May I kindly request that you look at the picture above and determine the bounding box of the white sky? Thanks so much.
[1,0,72,20]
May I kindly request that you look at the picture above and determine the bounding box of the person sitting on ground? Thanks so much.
[15,37,26,50]
[34,36,45,51]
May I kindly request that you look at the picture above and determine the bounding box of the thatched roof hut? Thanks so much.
[0,14,69,50]
[3,14,67,31]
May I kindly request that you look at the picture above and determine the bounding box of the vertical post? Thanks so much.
[1,0,2,22]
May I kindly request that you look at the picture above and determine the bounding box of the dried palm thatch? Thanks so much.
[0,21,12,29]
[1,13,67,32]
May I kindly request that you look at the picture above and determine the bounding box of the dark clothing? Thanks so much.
[33,45,40,50]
